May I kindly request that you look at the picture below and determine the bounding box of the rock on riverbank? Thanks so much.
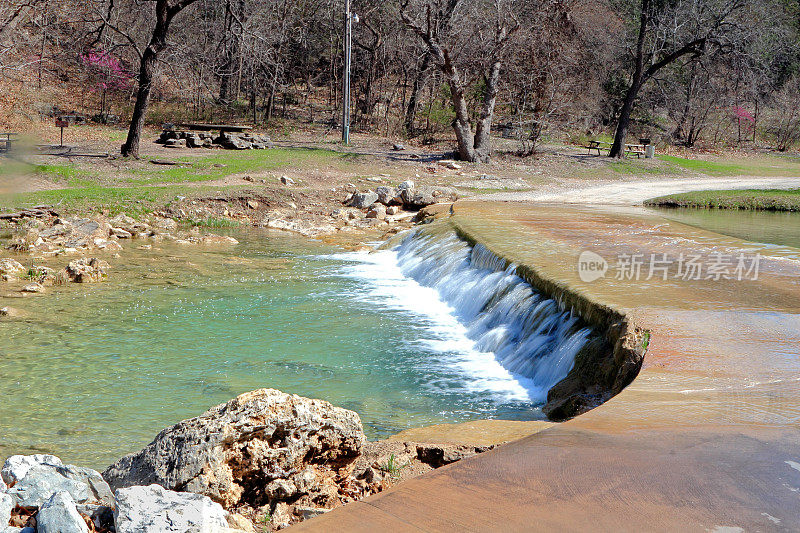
[1,390,492,532]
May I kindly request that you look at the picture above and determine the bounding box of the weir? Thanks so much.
[391,227,645,418]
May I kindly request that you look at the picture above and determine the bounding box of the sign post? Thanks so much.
[55,117,69,147]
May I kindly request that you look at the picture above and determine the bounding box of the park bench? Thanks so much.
[0,132,18,154]
[585,139,651,158]
[585,139,612,155]
[625,143,646,158]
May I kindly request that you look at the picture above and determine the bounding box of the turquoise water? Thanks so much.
[0,229,543,469]
[650,208,800,249]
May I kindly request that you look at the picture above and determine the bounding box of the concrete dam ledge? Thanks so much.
[448,220,649,421]
[294,201,800,532]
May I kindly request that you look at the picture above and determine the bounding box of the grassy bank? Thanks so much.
[645,188,800,211]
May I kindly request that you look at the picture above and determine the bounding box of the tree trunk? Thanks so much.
[473,61,501,162]
[610,0,649,158]
[404,53,431,135]
[121,46,159,158]
[609,79,641,158]
[121,0,198,158]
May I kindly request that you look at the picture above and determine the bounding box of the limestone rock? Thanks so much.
[0,492,12,527]
[0,258,25,281]
[386,206,400,216]
[20,283,44,293]
[400,185,457,208]
[1,455,112,509]
[347,191,378,210]
[1,454,62,484]
[113,484,228,533]
[102,389,365,509]
[36,491,89,533]
[280,176,295,185]
[397,180,414,190]
[375,186,400,206]
[366,204,386,220]
[63,258,109,283]
[226,513,255,532]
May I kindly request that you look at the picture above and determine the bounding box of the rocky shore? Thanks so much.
[0,390,491,532]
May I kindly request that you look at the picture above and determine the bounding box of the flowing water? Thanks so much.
[650,207,800,250]
[0,227,589,468]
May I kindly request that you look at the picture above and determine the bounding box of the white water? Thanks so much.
[332,231,592,404]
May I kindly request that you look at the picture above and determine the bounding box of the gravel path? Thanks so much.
[475,176,800,205]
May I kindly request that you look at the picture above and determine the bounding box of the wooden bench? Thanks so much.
[625,143,646,158]
[585,140,612,155]
[585,140,649,158]
[0,132,18,154]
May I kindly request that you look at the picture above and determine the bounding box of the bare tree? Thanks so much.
[609,0,745,157]
[119,0,200,158]
[400,0,518,162]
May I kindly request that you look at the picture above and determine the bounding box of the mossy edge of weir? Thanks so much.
[442,214,648,422]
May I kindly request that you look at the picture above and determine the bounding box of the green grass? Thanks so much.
[125,147,360,185]
[189,217,240,228]
[657,154,800,177]
[645,188,800,211]
[0,184,247,217]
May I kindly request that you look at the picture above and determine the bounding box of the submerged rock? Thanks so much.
[103,389,365,510]
[36,491,88,533]
[113,484,227,533]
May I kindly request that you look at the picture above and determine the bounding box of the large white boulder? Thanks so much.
[36,491,88,533]
[113,485,227,533]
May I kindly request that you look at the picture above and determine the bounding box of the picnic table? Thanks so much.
[0,132,18,154]
[585,139,650,158]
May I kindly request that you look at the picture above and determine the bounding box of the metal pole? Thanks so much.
[342,0,351,144]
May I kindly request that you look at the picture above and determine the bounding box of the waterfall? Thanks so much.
[391,230,592,399]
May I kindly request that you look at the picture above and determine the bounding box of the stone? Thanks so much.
[76,504,115,530]
[20,283,44,293]
[375,186,399,205]
[226,513,256,532]
[63,258,109,283]
[271,502,292,529]
[400,185,457,208]
[103,389,365,510]
[386,206,400,216]
[295,506,330,520]
[199,234,239,245]
[366,204,386,220]
[0,493,12,527]
[265,478,297,500]
[438,160,461,169]
[36,491,88,533]
[113,484,228,533]
[247,200,259,210]
[165,138,186,148]
[110,214,137,229]
[348,191,379,210]
[0,258,25,281]
[280,176,295,185]
[392,143,405,151]
[397,180,414,190]
[111,228,133,239]
[1,454,62,484]
[2,456,112,509]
